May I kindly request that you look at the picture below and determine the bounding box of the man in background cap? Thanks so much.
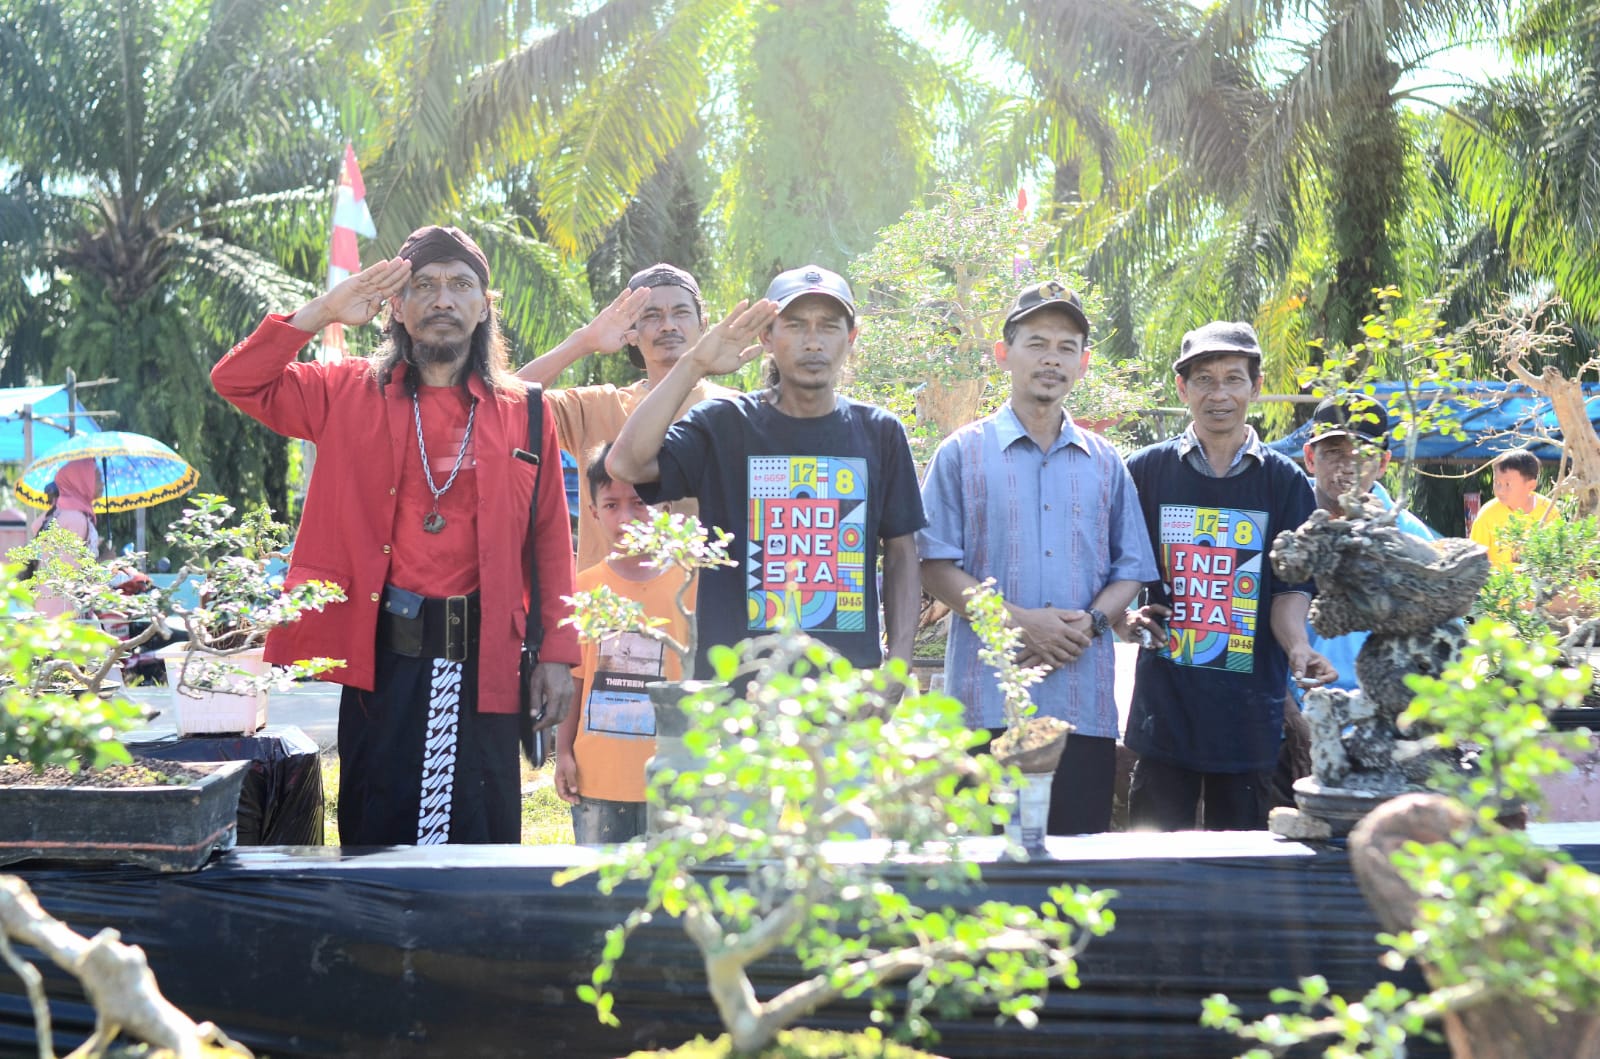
[1119,321,1333,831]
[918,280,1157,833]
[518,264,739,570]
[1269,394,1439,804]
[213,226,579,846]
[607,265,926,679]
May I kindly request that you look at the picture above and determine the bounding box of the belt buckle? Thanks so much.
[445,595,471,662]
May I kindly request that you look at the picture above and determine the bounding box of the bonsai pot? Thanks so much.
[993,719,1072,855]
[0,758,250,873]
[157,643,271,736]
[643,679,751,836]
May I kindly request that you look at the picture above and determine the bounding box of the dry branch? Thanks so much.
[0,875,251,1059]
[1482,298,1600,516]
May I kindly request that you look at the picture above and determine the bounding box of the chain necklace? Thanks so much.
[413,391,477,533]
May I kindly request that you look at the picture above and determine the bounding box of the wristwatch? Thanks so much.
[1087,607,1111,638]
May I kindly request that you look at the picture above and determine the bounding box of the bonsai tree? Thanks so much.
[1479,296,1600,518]
[157,494,343,696]
[963,579,1072,773]
[0,561,144,774]
[1472,512,1600,669]
[0,564,255,1057]
[15,495,342,700]
[559,603,1115,1054]
[1201,621,1599,1057]
[10,526,170,701]
[1295,285,1477,509]
[562,510,734,675]
[847,186,1146,463]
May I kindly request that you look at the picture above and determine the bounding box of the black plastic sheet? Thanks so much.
[11,828,1600,1057]
[127,724,323,846]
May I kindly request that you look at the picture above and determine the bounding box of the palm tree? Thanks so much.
[942,0,1508,396]
[713,0,945,296]
[1443,0,1600,327]
[0,0,341,517]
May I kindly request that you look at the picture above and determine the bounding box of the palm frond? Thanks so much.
[534,1,718,256]
[165,233,318,346]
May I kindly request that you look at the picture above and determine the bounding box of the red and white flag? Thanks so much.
[320,144,377,364]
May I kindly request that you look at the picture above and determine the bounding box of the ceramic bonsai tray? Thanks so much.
[0,758,250,873]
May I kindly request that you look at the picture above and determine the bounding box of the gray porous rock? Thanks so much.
[1271,492,1489,637]
[1272,492,1483,820]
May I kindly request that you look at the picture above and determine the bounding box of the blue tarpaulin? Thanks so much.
[0,384,101,464]
[1268,381,1600,463]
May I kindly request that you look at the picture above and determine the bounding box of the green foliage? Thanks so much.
[0,0,341,522]
[0,563,140,772]
[562,511,734,671]
[846,187,1148,461]
[1204,621,1600,1057]
[16,495,343,701]
[622,1027,942,1058]
[1296,286,1476,503]
[1442,3,1600,322]
[560,631,1114,1053]
[158,495,343,693]
[716,0,941,295]
[1471,512,1600,647]
[961,580,1047,733]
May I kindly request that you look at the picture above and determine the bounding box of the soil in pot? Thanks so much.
[991,717,1072,774]
[0,760,211,788]
[0,758,249,872]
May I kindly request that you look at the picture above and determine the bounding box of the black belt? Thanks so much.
[377,585,480,662]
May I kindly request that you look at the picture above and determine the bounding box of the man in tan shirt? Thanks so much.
[519,265,737,569]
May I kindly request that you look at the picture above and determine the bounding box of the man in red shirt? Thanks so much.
[213,226,579,846]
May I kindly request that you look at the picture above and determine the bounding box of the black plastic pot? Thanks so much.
[0,758,249,873]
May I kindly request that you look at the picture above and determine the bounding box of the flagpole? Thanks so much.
[300,144,376,516]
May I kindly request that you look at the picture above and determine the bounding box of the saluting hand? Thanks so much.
[580,285,654,354]
[288,258,413,333]
[684,298,780,376]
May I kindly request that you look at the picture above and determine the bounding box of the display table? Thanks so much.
[125,724,323,846]
[16,829,1580,1058]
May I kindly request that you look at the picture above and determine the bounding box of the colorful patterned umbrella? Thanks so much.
[15,431,199,513]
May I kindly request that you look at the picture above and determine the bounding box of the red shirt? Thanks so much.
[211,315,579,713]
[391,385,480,597]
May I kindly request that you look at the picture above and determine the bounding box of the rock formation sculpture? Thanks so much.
[1269,490,1490,833]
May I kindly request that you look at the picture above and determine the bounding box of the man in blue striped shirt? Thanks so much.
[919,281,1157,834]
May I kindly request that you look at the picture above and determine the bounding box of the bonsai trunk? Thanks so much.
[1349,794,1600,1058]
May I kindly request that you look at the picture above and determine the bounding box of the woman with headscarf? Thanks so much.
[31,459,100,617]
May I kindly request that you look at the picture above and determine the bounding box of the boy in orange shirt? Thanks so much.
[554,445,693,843]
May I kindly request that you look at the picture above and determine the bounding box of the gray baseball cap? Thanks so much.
[764,265,855,323]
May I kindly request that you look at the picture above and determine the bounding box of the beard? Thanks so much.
[412,338,469,366]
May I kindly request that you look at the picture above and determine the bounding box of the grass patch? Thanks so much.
[319,752,573,846]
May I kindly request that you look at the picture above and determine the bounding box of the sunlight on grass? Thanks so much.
[319,752,573,846]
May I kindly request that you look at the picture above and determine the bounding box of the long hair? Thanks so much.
[372,288,522,397]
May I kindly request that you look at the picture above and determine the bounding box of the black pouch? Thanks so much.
[378,584,425,657]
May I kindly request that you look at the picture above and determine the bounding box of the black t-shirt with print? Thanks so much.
[638,392,926,678]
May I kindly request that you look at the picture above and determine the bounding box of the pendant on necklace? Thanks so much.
[423,511,447,534]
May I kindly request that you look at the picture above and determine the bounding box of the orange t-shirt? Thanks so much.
[571,560,694,802]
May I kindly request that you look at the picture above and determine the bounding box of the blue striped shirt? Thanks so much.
[918,405,1158,736]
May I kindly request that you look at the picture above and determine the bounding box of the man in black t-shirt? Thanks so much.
[607,266,926,678]
[1119,321,1335,831]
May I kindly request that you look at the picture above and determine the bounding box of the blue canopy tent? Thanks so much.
[0,384,102,465]
[1268,381,1600,463]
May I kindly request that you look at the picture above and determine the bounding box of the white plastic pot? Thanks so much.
[157,644,271,737]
